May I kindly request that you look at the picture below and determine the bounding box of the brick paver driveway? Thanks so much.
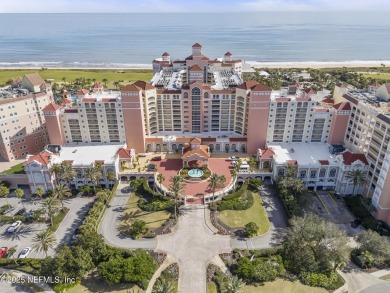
[155,158,232,195]
[156,205,231,293]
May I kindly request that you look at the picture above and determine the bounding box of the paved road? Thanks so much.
[231,185,288,249]
[156,205,231,293]
[99,183,157,250]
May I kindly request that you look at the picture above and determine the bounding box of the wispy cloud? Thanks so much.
[0,0,389,13]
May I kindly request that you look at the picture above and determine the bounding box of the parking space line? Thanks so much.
[315,191,330,214]
[327,192,338,207]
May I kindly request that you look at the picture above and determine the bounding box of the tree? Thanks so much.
[41,197,61,226]
[32,229,56,257]
[113,81,120,89]
[85,164,103,193]
[35,187,44,199]
[50,163,62,185]
[157,173,165,187]
[0,185,10,206]
[153,277,176,293]
[248,156,258,172]
[169,175,186,220]
[223,275,245,293]
[52,184,72,210]
[244,222,259,238]
[15,188,25,208]
[345,169,366,195]
[106,171,116,189]
[356,230,390,267]
[102,78,108,86]
[283,213,350,275]
[130,220,149,239]
[207,173,226,207]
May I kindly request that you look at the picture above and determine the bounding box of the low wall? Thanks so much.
[0,174,29,188]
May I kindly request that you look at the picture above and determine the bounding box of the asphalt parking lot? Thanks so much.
[0,193,94,259]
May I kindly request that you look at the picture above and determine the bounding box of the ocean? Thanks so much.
[0,12,389,68]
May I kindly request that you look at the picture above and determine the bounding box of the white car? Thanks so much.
[6,220,22,233]
[228,156,238,161]
[18,247,31,258]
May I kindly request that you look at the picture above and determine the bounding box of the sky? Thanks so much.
[0,0,389,13]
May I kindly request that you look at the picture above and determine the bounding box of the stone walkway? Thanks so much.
[156,205,231,293]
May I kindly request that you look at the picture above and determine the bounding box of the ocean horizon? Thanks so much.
[0,12,389,68]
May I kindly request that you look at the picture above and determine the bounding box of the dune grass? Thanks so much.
[219,192,270,235]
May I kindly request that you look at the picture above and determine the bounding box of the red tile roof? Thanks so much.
[224,51,232,56]
[117,148,132,159]
[319,160,329,165]
[275,98,290,102]
[182,145,210,159]
[77,89,89,95]
[175,138,192,143]
[260,148,274,159]
[315,108,329,113]
[24,151,52,166]
[190,138,201,144]
[121,84,141,92]
[341,151,368,165]
[61,98,72,105]
[92,83,103,89]
[42,103,61,112]
[82,98,96,102]
[185,54,209,61]
[304,88,317,94]
[162,52,170,56]
[287,160,297,165]
[24,73,45,86]
[322,97,334,104]
[133,80,155,90]
[145,137,163,142]
[192,43,202,48]
[236,80,258,90]
[296,97,311,101]
[190,64,203,71]
[252,84,271,92]
[64,109,78,113]
[334,102,351,111]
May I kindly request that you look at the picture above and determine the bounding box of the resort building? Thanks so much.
[23,144,134,193]
[0,73,53,161]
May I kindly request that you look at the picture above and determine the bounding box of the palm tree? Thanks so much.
[32,229,56,257]
[152,277,176,293]
[169,175,186,220]
[156,173,165,191]
[345,169,366,195]
[0,185,10,206]
[113,81,120,89]
[207,174,226,207]
[102,78,108,87]
[85,164,103,193]
[35,187,44,199]
[52,184,71,210]
[291,178,305,196]
[41,197,61,227]
[50,163,62,185]
[106,171,116,189]
[223,275,245,293]
[60,162,76,188]
[15,188,25,208]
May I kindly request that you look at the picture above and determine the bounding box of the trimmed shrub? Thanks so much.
[138,198,173,211]
[300,271,344,290]
[245,222,259,238]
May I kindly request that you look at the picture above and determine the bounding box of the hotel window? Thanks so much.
[329,168,337,177]
[300,170,307,179]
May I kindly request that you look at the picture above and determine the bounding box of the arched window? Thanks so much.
[329,168,337,177]
[172,144,177,150]
[146,144,152,151]
[184,92,188,99]
[231,144,236,151]
[310,170,317,179]
[209,144,214,152]
[225,144,230,152]
[278,168,285,176]
[204,92,209,99]
[319,168,326,177]
[215,144,221,151]
[162,144,168,151]
[300,170,307,179]
[156,144,161,151]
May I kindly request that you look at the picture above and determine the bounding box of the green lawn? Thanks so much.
[119,193,170,230]
[362,73,390,81]
[242,280,327,293]
[0,69,153,86]
[219,192,270,235]
[51,207,70,231]
[207,282,218,293]
[1,162,25,174]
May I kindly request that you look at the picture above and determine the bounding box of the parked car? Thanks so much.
[147,164,157,171]
[138,153,147,157]
[228,156,238,161]
[18,247,31,258]
[6,221,22,233]
[151,156,162,161]
[15,208,26,216]
[0,247,9,258]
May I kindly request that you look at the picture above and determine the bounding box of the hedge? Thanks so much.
[217,182,254,211]
[300,271,345,290]
[138,198,173,212]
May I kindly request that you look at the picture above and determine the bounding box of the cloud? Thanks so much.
[240,0,390,11]
[0,0,389,13]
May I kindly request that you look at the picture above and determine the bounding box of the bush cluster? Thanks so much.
[132,179,173,212]
[138,198,172,212]
[217,182,253,211]
[300,271,343,290]
[277,188,303,218]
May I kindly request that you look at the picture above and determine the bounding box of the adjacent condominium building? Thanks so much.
[0,73,53,161]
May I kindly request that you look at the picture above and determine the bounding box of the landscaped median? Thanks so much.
[213,179,270,237]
